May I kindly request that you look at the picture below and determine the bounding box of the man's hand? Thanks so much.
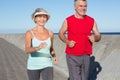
[67,40,76,48]
[88,35,95,43]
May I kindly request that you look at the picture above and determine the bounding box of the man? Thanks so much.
[58,0,101,80]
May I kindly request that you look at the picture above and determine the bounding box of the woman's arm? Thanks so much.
[49,30,58,64]
[25,30,47,54]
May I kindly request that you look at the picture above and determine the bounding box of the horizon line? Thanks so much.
[0,32,120,35]
[54,32,120,35]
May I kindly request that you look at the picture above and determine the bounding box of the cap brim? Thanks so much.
[33,12,50,20]
[34,12,49,17]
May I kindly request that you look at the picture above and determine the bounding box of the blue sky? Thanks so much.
[0,0,120,33]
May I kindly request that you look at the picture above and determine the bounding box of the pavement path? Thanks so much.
[0,34,120,80]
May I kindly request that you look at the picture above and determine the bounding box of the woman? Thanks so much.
[25,8,58,80]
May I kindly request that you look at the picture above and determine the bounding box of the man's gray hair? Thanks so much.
[74,0,87,5]
[74,0,86,3]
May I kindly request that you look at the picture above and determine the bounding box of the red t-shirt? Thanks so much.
[65,15,94,56]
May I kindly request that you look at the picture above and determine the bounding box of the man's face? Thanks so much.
[74,0,87,17]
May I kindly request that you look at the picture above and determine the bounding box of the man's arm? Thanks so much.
[58,20,76,48]
[93,21,101,42]
[88,21,101,42]
[58,20,69,44]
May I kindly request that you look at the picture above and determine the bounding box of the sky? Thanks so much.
[0,0,120,33]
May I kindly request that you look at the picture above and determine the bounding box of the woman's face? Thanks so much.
[34,15,48,26]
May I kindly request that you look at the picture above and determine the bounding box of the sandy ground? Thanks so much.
[0,34,120,80]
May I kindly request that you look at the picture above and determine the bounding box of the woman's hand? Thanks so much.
[37,42,47,50]
[53,57,58,64]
